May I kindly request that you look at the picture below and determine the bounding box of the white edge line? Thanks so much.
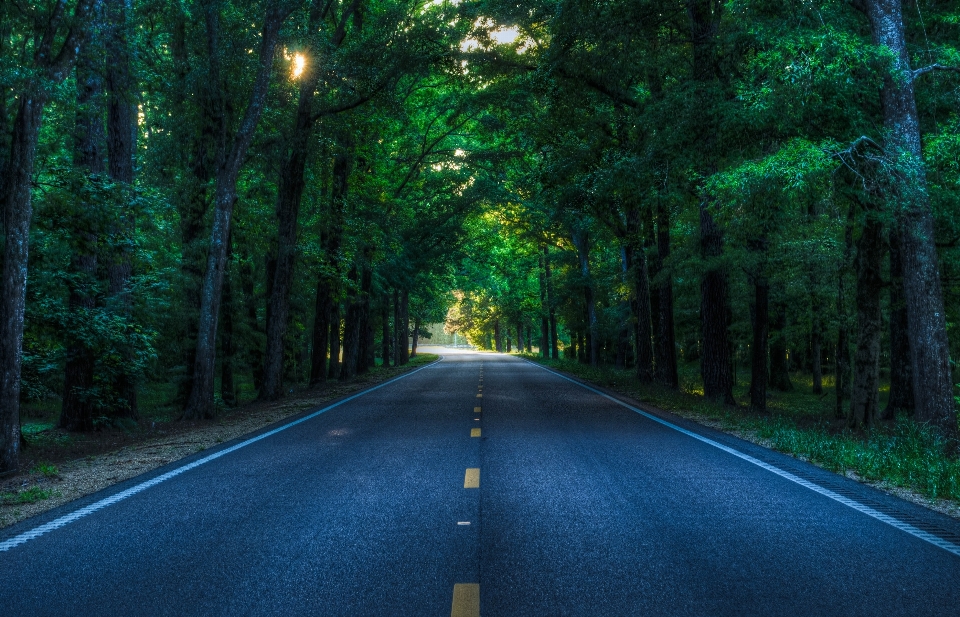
[0,357,444,552]
[523,359,960,559]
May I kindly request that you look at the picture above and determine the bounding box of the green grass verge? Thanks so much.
[0,486,58,506]
[520,354,960,503]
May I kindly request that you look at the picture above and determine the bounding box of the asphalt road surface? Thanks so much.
[3,348,960,616]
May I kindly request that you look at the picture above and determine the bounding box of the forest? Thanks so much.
[0,0,958,476]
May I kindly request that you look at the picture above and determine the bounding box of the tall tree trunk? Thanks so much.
[399,289,409,364]
[393,289,401,366]
[220,249,237,407]
[184,5,286,419]
[653,202,679,388]
[381,297,391,367]
[172,5,219,406]
[699,205,735,404]
[494,319,502,352]
[238,248,265,390]
[850,216,884,430]
[1,1,93,472]
[836,217,854,418]
[689,0,730,402]
[811,291,823,395]
[884,228,914,418]
[61,34,105,432]
[769,299,793,392]
[856,0,955,434]
[358,263,373,373]
[749,277,769,412]
[627,235,654,382]
[310,278,332,385]
[104,0,137,419]
[544,247,559,359]
[616,247,629,370]
[260,1,358,399]
[328,302,341,379]
[340,271,362,381]
[411,318,420,358]
[539,249,549,357]
[572,229,598,367]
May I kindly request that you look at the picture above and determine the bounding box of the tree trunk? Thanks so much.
[358,264,373,373]
[260,2,357,398]
[836,218,854,418]
[393,289,402,366]
[544,247,559,359]
[749,278,769,412]
[104,0,137,419]
[539,249,549,357]
[238,250,265,390]
[61,33,105,433]
[811,291,823,395]
[627,239,654,382]
[328,303,341,379]
[340,274,362,381]
[220,252,237,407]
[858,0,955,434]
[310,278,332,385]
[699,204,735,405]
[769,299,793,392]
[572,229,598,367]
[381,297,391,367]
[884,228,914,418]
[494,319,502,352]
[411,318,420,358]
[183,6,285,419]
[850,216,884,430]
[1,0,93,473]
[399,289,409,364]
[653,202,679,388]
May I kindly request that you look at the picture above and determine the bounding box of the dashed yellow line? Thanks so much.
[474,407,481,413]
[471,428,481,437]
[451,584,480,617]
[464,468,480,488]
[476,394,482,398]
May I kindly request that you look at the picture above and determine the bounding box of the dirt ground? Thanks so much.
[1,360,435,530]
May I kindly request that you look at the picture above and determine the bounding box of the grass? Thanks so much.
[0,486,58,506]
[30,462,60,478]
[520,353,960,503]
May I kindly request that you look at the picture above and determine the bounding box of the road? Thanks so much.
[2,349,959,616]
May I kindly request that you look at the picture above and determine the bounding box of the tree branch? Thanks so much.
[912,64,960,81]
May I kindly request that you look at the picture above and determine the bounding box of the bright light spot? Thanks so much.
[460,38,479,52]
[455,149,466,157]
[292,54,306,79]
[491,27,519,45]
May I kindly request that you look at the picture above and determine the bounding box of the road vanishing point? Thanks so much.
[2,348,960,616]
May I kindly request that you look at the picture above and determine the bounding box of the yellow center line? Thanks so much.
[476,394,482,398]
[474,407,481,413]
[464,468,480,488]
[451,583,480,617]
[471,428,481,437]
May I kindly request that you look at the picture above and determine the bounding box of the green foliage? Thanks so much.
[0,487,57,506]
[30,462,60,478]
